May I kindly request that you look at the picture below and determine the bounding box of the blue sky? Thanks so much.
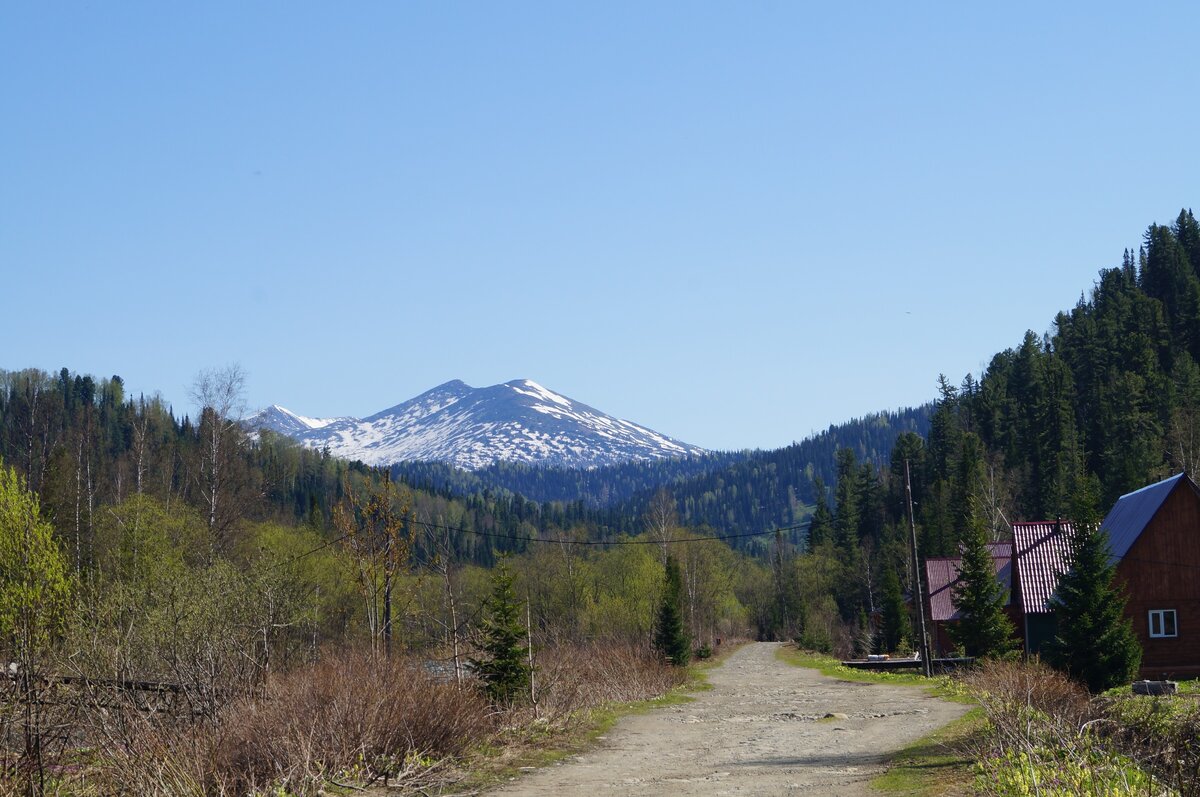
[3,2,1198,451]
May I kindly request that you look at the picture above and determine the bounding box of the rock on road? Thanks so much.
[489,642,969,796]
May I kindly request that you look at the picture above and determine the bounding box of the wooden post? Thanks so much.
[906,459,933,677]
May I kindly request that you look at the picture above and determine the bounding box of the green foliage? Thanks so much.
[1045,475,1141,692]
[0,461,72,662]
[471,560,532,704]
[948,499,1017,659]
[806,476,833,548]
[879,565,909,654]
[976,747,1154,796]
[654,556,690,666]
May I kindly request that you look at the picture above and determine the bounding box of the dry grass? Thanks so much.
[75,652,494,796]
[531,642,687,722]
[3,642,686,796]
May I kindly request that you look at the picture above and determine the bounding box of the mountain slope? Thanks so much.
[245,379,707,470]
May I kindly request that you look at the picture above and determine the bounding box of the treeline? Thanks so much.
[392,406,932,555]
[616,406,932,553]
[0,367,639,570]
[916,208,1200,533]
[392,450,748,507]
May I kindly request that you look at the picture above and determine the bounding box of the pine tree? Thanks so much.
[654,556,691,666]
[1045,474,1141,692]
[948,499,1016,658]
[471,560,532,704]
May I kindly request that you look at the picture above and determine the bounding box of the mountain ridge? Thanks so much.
[245,378,707,470]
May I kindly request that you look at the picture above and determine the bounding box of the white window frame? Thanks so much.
[1148,609,1178,638]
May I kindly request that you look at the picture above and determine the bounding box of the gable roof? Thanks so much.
[925,541,1012,622]
[1013,521,1074,614]
[1100,473,1193,565]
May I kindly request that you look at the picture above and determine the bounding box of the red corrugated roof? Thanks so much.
[925,541,1013,622]
[1012,521,1074,615]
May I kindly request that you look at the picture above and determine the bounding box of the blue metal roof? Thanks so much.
[1100,473,1187,565]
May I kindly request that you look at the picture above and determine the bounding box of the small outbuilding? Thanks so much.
[924,542,1016,656]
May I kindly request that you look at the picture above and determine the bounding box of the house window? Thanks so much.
[1149,609,1178,638]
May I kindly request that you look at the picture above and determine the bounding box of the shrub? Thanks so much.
[961,658,1195,796]
[532,642,686,721]
[83,652,493,796]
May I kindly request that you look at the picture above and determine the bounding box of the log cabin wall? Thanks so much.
[1115,481,1200,679]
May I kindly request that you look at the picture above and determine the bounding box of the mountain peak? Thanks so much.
[244,404,347,435]
[251,379,706,470]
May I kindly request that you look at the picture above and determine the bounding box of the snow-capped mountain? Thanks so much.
[244,379,707,470]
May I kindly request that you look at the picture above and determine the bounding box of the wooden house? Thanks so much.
[1100,473,1200,678]
[1010,473,1200,678]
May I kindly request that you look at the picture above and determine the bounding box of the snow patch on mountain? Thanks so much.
[244,379,706,470]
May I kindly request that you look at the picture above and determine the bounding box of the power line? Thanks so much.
[406,517,811,547]
[269,516,812,575]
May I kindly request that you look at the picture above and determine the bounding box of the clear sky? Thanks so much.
[3,2,1198,451]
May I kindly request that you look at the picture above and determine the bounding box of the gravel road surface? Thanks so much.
[488,642,968,796]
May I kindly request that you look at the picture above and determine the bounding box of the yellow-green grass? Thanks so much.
[870,708,985,796]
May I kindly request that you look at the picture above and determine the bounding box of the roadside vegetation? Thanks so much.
[963,659,1200,797]
[782,644,1200,797]
[0,437,746,795]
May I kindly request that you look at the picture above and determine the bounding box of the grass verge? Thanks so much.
[870,708,985,796]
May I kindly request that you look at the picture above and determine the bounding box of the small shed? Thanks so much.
[924,541,1016,656]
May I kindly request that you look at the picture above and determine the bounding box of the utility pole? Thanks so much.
[905,459,932,677]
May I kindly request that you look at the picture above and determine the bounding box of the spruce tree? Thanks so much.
[471,560,532,705]
[654,556,691,666]
[832,448,861,552]
[948,499,1016,658]
[807,477,834,549]
[1045,474,1141,692]
[879,564,908,653]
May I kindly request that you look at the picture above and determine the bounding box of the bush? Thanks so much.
[532,642,687,721]
[797,628,833,654]
[83,652,493,796]
[961,658,1197,796]
[1108,695,1200,794]
[65,641,686,795]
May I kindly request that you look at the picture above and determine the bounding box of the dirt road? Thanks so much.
[488,642,968,796]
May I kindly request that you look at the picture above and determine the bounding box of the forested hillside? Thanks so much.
[0,368,624,568]
[393,406,932,552]
[961,209,1200,517]
[796,208,1200,654]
